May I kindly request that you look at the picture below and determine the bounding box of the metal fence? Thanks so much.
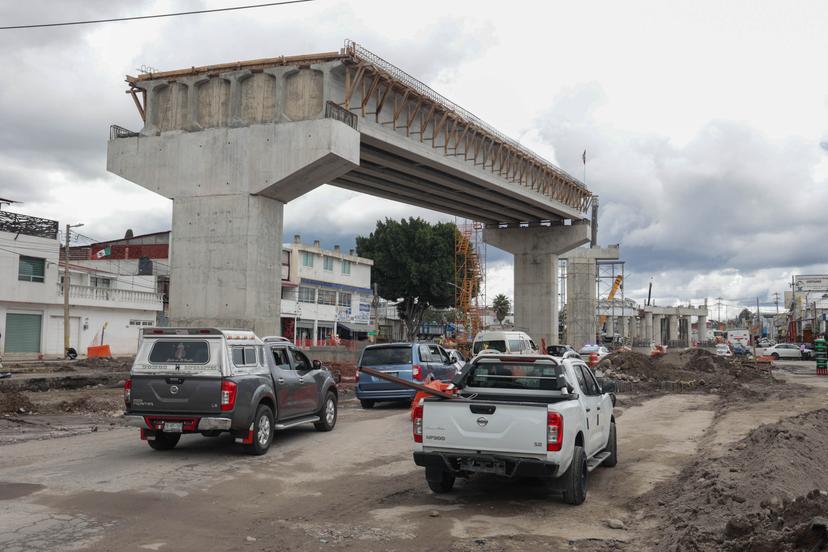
[110,124,139,140]
[324,101,358,129]
[0,211,58,239]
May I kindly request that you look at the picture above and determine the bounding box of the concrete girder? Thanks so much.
[348,164,521,224]
[332,175,500,225]
[359,141,564,223]
[483,224,590,347]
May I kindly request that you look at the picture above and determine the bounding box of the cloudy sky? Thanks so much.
[2,0,827,316]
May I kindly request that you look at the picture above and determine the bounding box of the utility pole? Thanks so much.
[63,223,83,358]
[773,292,780,314]
[754,297,760,358]
[716,296,723,326]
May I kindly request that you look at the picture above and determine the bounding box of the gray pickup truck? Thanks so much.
[123,328,338,455]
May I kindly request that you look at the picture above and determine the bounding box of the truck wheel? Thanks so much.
[148,432,180,451]
[561,446,588,505]
[314,392,338,432]
[601,423,618,467]
[425,466,455,494]
[244,404,274,456]
[360,399,375,409]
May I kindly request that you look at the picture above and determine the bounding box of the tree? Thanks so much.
[492,294,511,325]
[356,218,457,340]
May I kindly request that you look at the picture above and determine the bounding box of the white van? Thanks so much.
[471,331,538,356]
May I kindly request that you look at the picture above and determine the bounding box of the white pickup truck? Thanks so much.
[412,354,617,505]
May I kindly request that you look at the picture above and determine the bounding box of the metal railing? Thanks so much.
[325,101,358,129]
[58,283,163,305]
[110,124,139,139]
[343,39,590,197]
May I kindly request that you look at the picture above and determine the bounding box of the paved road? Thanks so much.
[0,392,727,552]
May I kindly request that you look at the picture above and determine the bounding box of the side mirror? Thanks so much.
[312,359,322,370]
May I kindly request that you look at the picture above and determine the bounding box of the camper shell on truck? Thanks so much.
[122,328,339,455]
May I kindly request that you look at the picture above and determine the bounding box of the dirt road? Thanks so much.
[1,366,825,552]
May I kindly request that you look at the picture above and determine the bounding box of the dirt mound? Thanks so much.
[637,409,828,551]
[73,356,134,370]
[327,362,357,380]
[0,390,36,414]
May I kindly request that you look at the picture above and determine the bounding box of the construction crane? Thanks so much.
[599,275,624,328]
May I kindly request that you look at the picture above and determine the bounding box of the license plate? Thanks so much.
[163,422,183,433]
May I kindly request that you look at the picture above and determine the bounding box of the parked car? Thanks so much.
[578,345,610,359]
[356,343,458,409]
[801,343,815,360]
[472,331,538,356]
[715,344,733,357]
[413,353,617,504]
[547,344,579,358]
[123,328,339,455]
[731,344,752,358]
[444,348,467,366]
[757,338,776,348]
[762,343,805,360]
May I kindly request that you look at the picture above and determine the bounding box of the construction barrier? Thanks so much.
[87,345,112,359]
[816,338,827,375]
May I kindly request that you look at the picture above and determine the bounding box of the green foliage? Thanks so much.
[492,293,511,324]
[356,217,457,340]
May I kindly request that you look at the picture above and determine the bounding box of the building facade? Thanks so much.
[280,235,374,346]
[0,211,164,357]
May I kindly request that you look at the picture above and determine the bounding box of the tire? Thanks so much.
[601,423,618,468]
[771,353,780,360]
[147,432,180,451]
[561,445,588,505]
[244,404,274,456]
[360,399,375,409]
[425,465,455,494]
[314,392,338,432]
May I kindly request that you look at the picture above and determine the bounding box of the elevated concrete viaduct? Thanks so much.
[108,41,593,338]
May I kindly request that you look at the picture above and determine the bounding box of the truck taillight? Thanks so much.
[220,380,237,411]
[547,411,563,451]
[123,379,132,408]
[413,402,423,443]
[412,364,424,381]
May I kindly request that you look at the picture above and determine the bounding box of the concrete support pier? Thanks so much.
[698,315,708,343]
[484,224,590,346]
[669,315,680,344]
[644,311,654,342]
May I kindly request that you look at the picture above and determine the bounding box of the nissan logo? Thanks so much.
[169,385,179,395]
[476,417,488,427]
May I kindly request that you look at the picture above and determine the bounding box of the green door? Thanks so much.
[5,313,42,353]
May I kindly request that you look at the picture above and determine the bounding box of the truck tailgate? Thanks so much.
[131,375,222,414]
[422,400,548,456]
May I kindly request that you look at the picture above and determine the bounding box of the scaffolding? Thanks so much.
[454,219,486,342]
[597,260,626,343]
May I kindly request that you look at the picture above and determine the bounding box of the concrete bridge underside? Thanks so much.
[107,42,594,340]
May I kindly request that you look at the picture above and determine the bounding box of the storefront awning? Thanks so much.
[337,321,373,333]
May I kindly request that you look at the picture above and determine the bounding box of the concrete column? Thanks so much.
[312,318,318,347]
[108,118,360,335]
[653,315,664,345]
[606,316,615,338]
[698,315,708,343]
[644,312,653,342]
[484,224,590,347]
[684,316,692,347]
[622,316,630,340]
[669,315,679,344]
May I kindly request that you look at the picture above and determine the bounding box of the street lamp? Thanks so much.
[63,223,83,358]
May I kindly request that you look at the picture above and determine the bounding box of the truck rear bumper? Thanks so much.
[122,414,232,431]
[413,451,559,478]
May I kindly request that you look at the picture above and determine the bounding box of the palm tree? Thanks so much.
[492,294,511,325]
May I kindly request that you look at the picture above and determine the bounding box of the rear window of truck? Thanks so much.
[472,340,507,354]
[466,362,563,390]
[360,346,412,366]
[148,341,209,364]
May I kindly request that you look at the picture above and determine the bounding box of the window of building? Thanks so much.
[342,260,352,275]
[302,251,314,268]
[338,292,351,307]
[323,256,334,271]
[18,256,45,283]
[318,289,336,305]
[90,276,112,288]
[129,320,155,326]
[281,287,298,301]
[298,286,316,303]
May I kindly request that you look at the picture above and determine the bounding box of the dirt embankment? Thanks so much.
[0,390,36,414]
[635,409,828,551]
[598,348,778,397]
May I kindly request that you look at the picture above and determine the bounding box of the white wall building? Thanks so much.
[280,235,374,346]
[0,211,164,358]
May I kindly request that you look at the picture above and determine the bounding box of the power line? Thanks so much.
[0,0,314,30]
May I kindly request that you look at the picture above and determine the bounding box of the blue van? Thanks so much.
[356,343,460,409]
